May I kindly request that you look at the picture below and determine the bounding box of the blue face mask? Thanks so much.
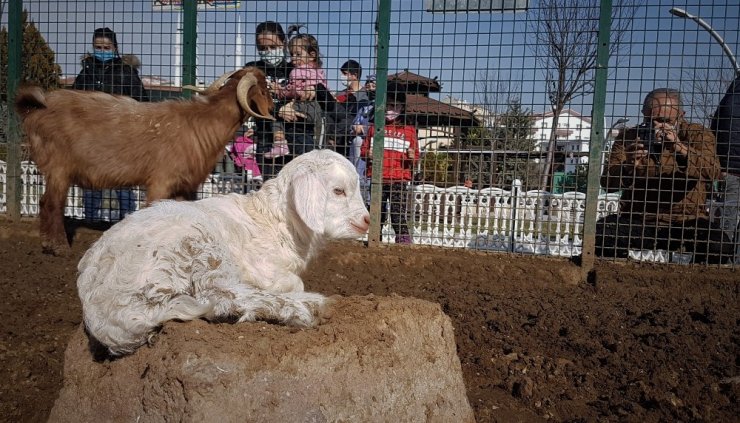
[94,50,116,62]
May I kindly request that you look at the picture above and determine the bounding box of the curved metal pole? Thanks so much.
[669,7,740,76]
[604,117,629,150]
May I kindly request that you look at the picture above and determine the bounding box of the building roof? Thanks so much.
[531,108,592,124]
[404,94,479,127]
[388,70,442,93]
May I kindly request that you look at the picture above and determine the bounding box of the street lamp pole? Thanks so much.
[600,117,629,176]
[604,117,630,151]
[669,7,740,76]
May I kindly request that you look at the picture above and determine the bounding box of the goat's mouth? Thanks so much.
[350,222,370,234]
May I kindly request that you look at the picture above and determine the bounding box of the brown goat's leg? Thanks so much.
[143,184,175,206]
[39,177,71,256]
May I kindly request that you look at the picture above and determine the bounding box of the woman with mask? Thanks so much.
[244,21,294,179]
[73,27,148,222]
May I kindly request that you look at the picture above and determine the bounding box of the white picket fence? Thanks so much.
[0,160,262,221]
[3,159,733,262]
[1,160,628,257]
[399,181,621,256]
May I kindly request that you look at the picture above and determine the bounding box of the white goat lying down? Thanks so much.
[78,150,370,356]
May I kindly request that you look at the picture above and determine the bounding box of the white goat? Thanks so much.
[77,150,370,356]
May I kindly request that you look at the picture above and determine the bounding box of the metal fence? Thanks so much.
[1,0,739,267]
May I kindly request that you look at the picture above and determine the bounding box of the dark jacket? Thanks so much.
[711,75,740,175]
[601,120,722,224]
[244,59,294,152]
[73,54,148,102]
[315,85,370,143]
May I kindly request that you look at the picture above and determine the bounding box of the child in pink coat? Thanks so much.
[230,133,262,180]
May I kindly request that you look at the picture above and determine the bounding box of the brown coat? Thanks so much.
[601,120,722,225]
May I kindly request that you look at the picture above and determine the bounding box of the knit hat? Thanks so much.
[366,73,377,83]
[93,27,118,48]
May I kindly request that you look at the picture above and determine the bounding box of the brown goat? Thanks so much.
[14,67,274,255]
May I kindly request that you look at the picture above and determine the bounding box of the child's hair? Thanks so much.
[286,24,322,67]
[255,21,287,43]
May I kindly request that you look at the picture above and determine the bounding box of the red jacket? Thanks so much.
[361,123,419,182]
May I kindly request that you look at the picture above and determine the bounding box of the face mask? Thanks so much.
[94,50,116,62]
[385,110,400,122]
[340,75,351,87]
[259,48,285,66]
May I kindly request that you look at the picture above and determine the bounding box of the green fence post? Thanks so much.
[181,0,197,99]
[581,0,613,274]
[6,0,24,221]
[368,0,390,247]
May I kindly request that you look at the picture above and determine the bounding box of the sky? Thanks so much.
[2,0,739,126]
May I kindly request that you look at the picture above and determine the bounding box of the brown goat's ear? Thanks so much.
[249,84,274,119]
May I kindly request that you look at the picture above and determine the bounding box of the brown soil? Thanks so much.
[1,218,738,422]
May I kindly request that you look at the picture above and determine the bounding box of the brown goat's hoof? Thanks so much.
[41,241,71,257]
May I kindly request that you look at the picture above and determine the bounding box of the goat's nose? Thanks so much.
[363,214,371,226]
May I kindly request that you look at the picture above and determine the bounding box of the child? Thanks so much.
[360,90,419,244]
[267,30,327,159]
[230,129,262,181]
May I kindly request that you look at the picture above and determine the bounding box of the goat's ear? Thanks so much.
[290,171,327,234]
[248,74,274,117]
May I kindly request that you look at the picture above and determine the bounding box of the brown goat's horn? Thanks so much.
[206,70,239,92]
[182,85,205,93]
[237,74,275,121]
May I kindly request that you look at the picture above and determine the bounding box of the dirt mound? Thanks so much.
[50,296,473,422]
[1,218,738,422]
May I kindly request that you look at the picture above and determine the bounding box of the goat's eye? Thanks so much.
[333,188,346,196]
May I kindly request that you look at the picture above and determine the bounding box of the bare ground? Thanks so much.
[0,217,738,422]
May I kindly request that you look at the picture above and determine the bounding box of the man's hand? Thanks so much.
[654,122,688,156]
[278,101,307,122]
[625,142,649,168]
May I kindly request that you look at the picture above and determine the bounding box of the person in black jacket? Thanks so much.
[244,21,294,180]
[73,27,148,222]
[711,74,740,263]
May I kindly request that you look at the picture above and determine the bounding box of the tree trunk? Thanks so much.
[539,107,563,192]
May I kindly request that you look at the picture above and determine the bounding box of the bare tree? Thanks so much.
[528,0,639,191]
[476,69,522,116]
[680,58,737,125]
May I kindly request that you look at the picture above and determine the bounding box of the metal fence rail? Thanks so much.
[1,0,738,267]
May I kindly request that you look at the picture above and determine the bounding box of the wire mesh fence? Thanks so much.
[1,0,738,265]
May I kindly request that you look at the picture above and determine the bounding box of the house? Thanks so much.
[530,109,592,174]
[384,71,481,151]
[417,95,493,150]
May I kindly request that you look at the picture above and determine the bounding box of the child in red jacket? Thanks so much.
[360,91,419,244]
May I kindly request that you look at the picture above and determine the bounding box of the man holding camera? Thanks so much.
[597,88,733,264]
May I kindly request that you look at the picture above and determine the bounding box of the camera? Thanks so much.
[636,122,663,152]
